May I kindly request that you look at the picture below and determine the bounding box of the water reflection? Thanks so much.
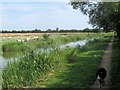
[0,51,23,71]
[0,56,9,70]
[0,39,92,70]
[38,40,89,53]
[60,40,88,49]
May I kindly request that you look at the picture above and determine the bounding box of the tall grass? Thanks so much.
[2,33,99,52]
[2,35,112,88]
[110,37,120,89]
[2,42,30,52]
[2,47,71,88]
[43,37,111,88]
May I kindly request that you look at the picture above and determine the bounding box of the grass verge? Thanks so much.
[110,37,120,89]
[2,36,112,88]
[1,33,109,53]
[37,37,111,88]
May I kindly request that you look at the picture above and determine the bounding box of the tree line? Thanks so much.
[1,28,104,33]
[70,1,120,38]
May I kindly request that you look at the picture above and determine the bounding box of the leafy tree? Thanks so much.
[56,27,59,31]
[70,1,120,38]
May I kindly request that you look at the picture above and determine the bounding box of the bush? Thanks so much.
[43,34,49,41]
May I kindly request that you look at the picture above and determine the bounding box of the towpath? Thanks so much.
[91,38,113,89]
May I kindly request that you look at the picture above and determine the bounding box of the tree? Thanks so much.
[70,1,120,38]
[56,27,59,32]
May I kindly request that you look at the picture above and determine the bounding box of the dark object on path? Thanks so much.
[96,68,107,88]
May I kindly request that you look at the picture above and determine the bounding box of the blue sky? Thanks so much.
[0,2,93,31]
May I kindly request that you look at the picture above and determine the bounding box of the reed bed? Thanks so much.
[2,33,99,52]
[2,34,112,88]
[2,34,111,88]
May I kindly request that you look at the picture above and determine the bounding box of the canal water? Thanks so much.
[0,39,93,70]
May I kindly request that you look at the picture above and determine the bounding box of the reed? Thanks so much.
[2,35,112,88]
[2,33,99,52]
[2,32,113,88]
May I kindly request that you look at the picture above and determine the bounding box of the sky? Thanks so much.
[0,1,93,31]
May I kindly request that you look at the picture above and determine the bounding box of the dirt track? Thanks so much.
[91,38,113,89]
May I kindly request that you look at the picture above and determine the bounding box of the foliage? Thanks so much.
[42,34,49,41]
[2,47,70,88]
[40,36,111,88]
[2,34,112,88]
[2,42,30,52]
[2,33,99,52]
[110,37,120,88]
[2,28,106,33]
[70,1,120,38]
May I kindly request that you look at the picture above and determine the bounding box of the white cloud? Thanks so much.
[3,3,35,11]
[0,0,70,3]
[2,2,92,30]
[0,0,119,2]
[0,3,3,29]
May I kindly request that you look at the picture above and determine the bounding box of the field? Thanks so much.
[1,32,90,40]
[1,32,113,88]
[1,32,99,54]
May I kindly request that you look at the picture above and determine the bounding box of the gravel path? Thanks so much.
[91,38,113,89]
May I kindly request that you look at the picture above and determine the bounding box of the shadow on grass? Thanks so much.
[46,39,108,88]
[110,37,120,89]
[48,52,104,89]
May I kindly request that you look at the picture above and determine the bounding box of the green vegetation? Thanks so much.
[42,34,50,41]
[2,33,112,88]
[2,42,30,52]
[110,37,120,89]
[0,40,2,55]
[1,28,105,33]
[70,2,120,39]
[2,33,100,53]
[36,37,111,88]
